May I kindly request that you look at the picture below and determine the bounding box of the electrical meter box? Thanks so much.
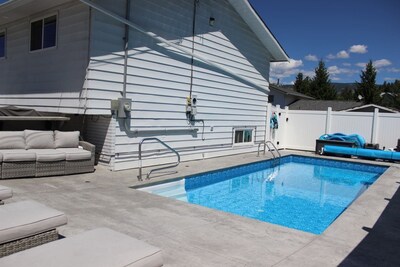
[111,98,132,118]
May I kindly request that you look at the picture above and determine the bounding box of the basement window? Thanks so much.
[0,31,5,58]
[30,15,57,51]
[234,129,253,144]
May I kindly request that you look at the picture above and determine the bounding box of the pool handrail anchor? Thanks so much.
[257,141,281,164]
[137,138,181,181]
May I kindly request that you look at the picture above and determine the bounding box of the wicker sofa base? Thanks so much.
[36,161,66,177]
[65,159,95,175]
[0,229,59,258]
[2,162,36,179]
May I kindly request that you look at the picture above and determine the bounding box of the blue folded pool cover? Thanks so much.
[319,133,366,148]
[323,145,400,161]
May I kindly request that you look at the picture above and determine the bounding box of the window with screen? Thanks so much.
[234,129,253,144]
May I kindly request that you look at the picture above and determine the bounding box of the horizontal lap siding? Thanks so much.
[0,1,90,114]
[87,0,271,170]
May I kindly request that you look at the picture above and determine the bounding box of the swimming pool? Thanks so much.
[138,155,387,234]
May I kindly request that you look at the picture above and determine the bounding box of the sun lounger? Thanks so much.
[0,200,67,257]
[0,228,163,267]
[0,185,13,205]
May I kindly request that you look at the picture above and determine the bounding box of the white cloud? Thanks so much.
[270,59,303,79]
[387,67,400,73]
[349,45,368,54]
[304,54,318,61]
[373,59,392,68]
[342,63,352,67]
[326,50,350,60]
[356,62,367,68]
[326,54,336,60]
[384,77,398,81]
[337,50,350,59]
[328,66,358,77]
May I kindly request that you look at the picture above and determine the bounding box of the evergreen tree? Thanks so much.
[338,87,355,100]
[294,72,311,96]
[355,60,380,104]
[310,60,337,100]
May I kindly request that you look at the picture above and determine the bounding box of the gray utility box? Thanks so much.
[111,98,132,118]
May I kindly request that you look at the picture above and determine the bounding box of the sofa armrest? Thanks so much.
[79,141,95,158]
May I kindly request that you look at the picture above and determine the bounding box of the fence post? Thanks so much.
[371,108,379,144]
[325,107,332,134]
[265,103,272,141]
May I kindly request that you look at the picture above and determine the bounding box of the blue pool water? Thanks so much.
[139,156,387,234]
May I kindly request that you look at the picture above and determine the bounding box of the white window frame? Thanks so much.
[233,128,255,146]
[29,12,58,53]
[0,29,6,60]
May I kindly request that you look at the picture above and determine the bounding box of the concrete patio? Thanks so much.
[0,151,399,266]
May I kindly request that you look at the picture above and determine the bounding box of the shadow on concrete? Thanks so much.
[339,183,400,266]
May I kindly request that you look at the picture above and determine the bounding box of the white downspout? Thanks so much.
[79,0,270,94]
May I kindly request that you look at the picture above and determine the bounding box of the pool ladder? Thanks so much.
[257,141,281,166]
[137,138,180,181]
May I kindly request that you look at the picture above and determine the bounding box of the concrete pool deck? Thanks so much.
[0,151,399,266]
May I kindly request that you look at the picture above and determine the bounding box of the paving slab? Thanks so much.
[0,151,399,266]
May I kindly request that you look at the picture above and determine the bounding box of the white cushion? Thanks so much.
[0,228,163,267]
[25,130,55,149]
[0,185,13,200]
[54,131,80,148]
[0,150,36,162]
[0,131,25,149]
[0,200,67,244]
[56,148,91,161]
[28,149,66,162]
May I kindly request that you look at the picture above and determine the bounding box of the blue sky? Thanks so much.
[250,0,400,84]
[1,0,398,84]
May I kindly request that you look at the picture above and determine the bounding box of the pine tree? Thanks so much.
[294,73,311,96]
[310,60,336,100]
[355,60,380,104]
[338,87,355,101]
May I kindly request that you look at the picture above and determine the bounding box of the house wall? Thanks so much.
[0,0,90,114]
[86,0,272,170]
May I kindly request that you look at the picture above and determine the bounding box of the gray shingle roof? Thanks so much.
[269,85,314,100]
[289,100,362,111]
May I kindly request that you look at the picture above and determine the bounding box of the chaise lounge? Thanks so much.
[0,200,68,257]
[0,228,164,267]
[0,185,12,205]
[0,130,95,179]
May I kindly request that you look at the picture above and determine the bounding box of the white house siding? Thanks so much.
[0,1,90,114]
[81,0,273,170]
[84,115,116,168]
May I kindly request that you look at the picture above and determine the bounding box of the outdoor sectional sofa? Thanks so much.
[0,130,95,179]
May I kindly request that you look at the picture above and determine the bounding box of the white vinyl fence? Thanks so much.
[266,104,400,152]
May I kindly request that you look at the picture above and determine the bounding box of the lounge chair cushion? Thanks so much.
[0,228,163,267]
[0,132,25,149]
[28,149,66,162]
[25,130,55,149]
[0,200,67,244]
[55,148,91,161]
[54,130,80,148]
[0,186,12,201]
[0,150,36,162]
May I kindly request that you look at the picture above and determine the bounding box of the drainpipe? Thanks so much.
[122,0,131,98]
[79,0,270,94]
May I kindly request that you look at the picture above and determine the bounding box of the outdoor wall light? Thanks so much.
[209,17,215,26]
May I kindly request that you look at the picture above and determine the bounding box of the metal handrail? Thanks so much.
[257,141,281,159]
[137,138,180,181]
